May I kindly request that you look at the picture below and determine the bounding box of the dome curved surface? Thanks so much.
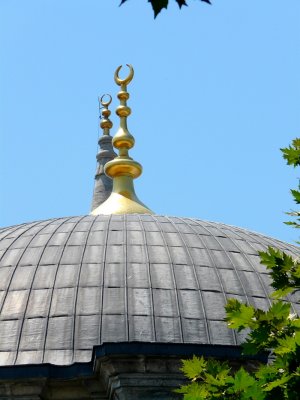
[0,214,299,366]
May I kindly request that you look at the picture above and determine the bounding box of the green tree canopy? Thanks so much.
[176,139,300,399]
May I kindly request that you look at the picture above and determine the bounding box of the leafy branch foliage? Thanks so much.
[120,0,211,18]
[176,139,300,399]
[282,139,300,233]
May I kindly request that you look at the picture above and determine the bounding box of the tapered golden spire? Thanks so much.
[91,64,153,215]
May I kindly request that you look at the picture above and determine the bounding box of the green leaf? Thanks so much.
[180,356,207,379]
[274,335,296,355]
[291,189,300,204]
[227,368,257,393]
[271,287,293,299]
[174,382,209,399]
[268,301,291,320]
[242,341,260,355]
[263,374,291,391]
[204,370,229,387]
[281,138,300,167]
[205,358,230,377]
[284,221,300,228]
[294,331,300,345]
[225,299,255,330]
[291,318,300,328]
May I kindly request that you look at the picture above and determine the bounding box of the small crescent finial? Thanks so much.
[114,64,134,86]
[99,93,112,107]
[98,93,113,135]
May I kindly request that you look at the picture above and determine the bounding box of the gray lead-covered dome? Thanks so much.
[0,214,299,366]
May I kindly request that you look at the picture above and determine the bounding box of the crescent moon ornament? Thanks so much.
[114,64,134,86]
[100,94,112,107]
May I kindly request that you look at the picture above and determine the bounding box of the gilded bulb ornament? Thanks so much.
[99,94,113,133]
[91,65,153,215]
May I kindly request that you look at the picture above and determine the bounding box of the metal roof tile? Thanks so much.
[78,263,103,287]
[83,245,104,264]
[169,246,191,265]
[127,245,147,264]
[9,266,36,290]
[107,230,124,245]
[202,292,227,320]
[28,233,52,247]
[102,287,125,314]
[76,287,101,315]
[19,318,47,351]
[60,246,84,265]
[1,290,29,320]
[43,349,73,365]
[75,315,100,349]
[229,252,254,271]
[190,248,213,267]
[208,321,235,345]
[32,265,57,289]
[128,288,151,316]
[101,314,127,342]
[127,230,144,245]
[0,319,21,351]
[0,267,14,290]
[195,266,221,292]
[150,264,174,289]
[50,288,76,317]
[239,271,268,298]
[40,246,63,266]
[182,319,208,344]
[26,289,52,318]
[0,248,23,267]
[155,317,182,342]
[127,263,149,288]
[45,316,73,350]
[211,250,234,269]
[104,263,125,287]
[128,315,154,341]
[148,245,170,264]
[174,265,198,290]
[153,289,178,317]
[55,264,80,288]
[105,244,123,263]
[145,231,164,245]
[218,269,245,296]
[178,290,204,319]
[15,350,43,365]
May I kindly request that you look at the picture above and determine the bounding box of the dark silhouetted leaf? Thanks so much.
[149,0,168,18]
[120,0,211,18]
[176,0,188,8]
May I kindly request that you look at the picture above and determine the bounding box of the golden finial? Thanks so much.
[91,64,153,215]
[99,94,113,135]
[114,64,134,86]
[90,94,117,212]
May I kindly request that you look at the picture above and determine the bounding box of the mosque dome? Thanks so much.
[0,65,299,399]
[0,214,299,367]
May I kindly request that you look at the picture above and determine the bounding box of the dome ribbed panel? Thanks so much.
[0,215,299,366]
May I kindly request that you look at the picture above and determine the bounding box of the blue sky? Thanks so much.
[0,0,299,243]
